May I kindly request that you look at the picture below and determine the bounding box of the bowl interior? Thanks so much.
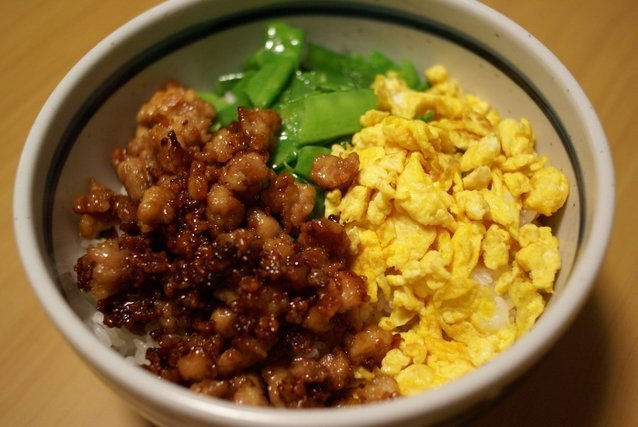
[17,1,610,426]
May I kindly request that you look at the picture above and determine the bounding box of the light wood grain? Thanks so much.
[1,1,635,426]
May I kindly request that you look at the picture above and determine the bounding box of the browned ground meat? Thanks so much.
[73,82,400,407]
[309,152,360,191]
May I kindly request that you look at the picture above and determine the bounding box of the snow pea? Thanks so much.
[245,56,296,108]
[246,21,305,70]
[305,44,424,90]
[294,145,332,179]
[198,20,429,217]
[198,92,227,112]
[270,135,298,171]
[281,88,378,146]
[304,43,375,87]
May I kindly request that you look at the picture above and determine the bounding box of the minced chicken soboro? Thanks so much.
[73,81,401,407]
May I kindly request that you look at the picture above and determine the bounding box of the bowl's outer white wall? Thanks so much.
[15,0,612,426]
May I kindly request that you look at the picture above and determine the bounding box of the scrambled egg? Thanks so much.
[325,66,568,396]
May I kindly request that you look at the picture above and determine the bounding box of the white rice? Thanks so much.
[520,209,539,226]
[470,265,495,286]
[469,265,514,332]
[60,271,155,364]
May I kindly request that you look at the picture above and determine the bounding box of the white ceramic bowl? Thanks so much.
[13,0,614,426]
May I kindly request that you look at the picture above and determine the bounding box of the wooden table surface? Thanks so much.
[1,1,635,426]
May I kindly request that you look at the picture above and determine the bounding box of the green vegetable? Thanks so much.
[304,44,424,90]
[367,50,397,73]
[419,110,436,123]
[198,21,428,214]
[263,21,305,66]
[399,59,420,89]
[244,22,304,70]
[294,145,331,179]
[244,47,267,71]
[311,189,326,219]
[214,72,245,95]
[270,135,298,171]
[212,70,256,126]
[276,70,353,105]
[198,92,227,112]
[281,88,377,146]
[304,43,375,88]
[245,56,296,108]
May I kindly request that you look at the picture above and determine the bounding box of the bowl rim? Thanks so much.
[13,0,615,425]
